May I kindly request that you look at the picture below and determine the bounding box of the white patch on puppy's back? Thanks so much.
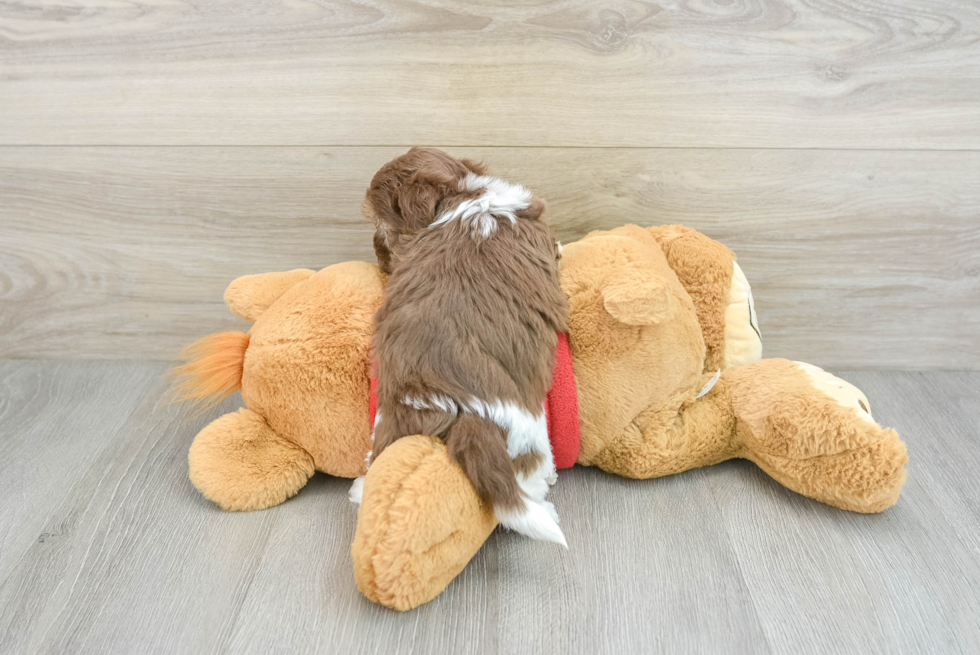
[460,397,564,545]
[401,393,458,414]
[461,398,548,458]
[389,392,564,544]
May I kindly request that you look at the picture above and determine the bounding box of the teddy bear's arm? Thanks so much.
[223,269,316,323]
[592,375,739,479]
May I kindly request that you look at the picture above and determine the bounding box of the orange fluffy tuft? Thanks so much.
[170,331,250,412]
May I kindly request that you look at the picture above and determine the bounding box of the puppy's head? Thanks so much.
[363,147,487,273]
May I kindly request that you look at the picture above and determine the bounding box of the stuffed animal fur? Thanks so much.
[175,224,908,611]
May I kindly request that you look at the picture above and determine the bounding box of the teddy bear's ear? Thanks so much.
[601,276,674,325]
[224,269,316,323]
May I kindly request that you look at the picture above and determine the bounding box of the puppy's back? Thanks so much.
[364,152,568,544]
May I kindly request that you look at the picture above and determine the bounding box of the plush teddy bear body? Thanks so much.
[186,262,383,508]
[180,224,907,611]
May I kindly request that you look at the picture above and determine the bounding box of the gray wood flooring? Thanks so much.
[1,361,978,654]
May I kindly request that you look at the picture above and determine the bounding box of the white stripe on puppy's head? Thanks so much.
[431,174,533,237]
[460,174,533,220]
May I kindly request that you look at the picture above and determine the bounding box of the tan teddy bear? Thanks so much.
[176,224,907,611]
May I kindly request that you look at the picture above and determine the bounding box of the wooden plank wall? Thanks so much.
[1,1,978,368]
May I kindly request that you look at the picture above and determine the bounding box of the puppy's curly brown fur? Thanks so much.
[361,148,568,543]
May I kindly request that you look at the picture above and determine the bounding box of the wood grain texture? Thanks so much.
[1,361,978,654]
[0,360,160,582]
[847,371,980,560]
[2,146,977,367]
[0,365,276,654]
[1,1,979,148]
[704,370,980,654]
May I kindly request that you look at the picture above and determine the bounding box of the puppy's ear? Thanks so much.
[364,180,400,229]
[460,158,488,176]
[373,229,393,275]
[394,165,459,228]
[516,197,546,221]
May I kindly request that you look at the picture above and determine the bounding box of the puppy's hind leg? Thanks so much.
[447,414,566,546]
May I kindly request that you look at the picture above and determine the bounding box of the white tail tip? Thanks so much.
[348,476,365,505]
[495,500,568,548]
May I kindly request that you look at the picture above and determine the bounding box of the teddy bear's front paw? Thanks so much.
[351,435,497,611]
[189,408,315,511]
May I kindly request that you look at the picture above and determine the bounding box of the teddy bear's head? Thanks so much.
[557,225,708,464]
[240,261,385,477]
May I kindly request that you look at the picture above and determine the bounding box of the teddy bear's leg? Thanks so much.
[352,435,497,611]
[728,359,908,513]
[592,373,741,479]
[189,408,316,511]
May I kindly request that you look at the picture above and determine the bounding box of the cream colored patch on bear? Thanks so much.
[724,261,763,367]
[793,362,876,424]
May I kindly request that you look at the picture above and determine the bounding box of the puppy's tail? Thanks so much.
[169,331,250,412]
[446,414,566,547]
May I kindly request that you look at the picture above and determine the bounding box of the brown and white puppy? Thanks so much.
[351,147,569,545]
